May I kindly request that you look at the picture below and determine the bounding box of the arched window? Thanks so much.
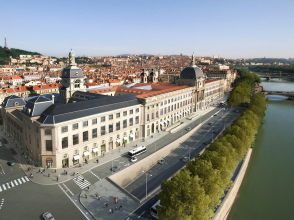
[74,80,80,88]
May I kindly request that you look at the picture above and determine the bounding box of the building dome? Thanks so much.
[180,55,203,79]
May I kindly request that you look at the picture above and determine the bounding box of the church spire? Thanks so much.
[190,53,196,67]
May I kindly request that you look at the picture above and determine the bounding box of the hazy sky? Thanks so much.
[1,0,293,58]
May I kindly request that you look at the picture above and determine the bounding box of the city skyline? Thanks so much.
[1,0,293,58]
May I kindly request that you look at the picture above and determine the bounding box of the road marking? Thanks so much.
[10,181,14,187]
[21,177,26,183]
[62,183,74,196]
[73,175,91,189]
[89,170,101,180]
[5,183,10,189]
[17,179,22,184]
[14,180,18,186]
[25,176,29,181]
[58,185,90,220]
[2,185,6,190]
[138,210,145,218]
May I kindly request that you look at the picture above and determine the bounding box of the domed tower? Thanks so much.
[59,49,86,104]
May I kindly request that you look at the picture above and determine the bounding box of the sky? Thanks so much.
[0,0,293,58]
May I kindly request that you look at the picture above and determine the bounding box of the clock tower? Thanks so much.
[59,49,86,104]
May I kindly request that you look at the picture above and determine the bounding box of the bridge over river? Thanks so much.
[263,91,294,100]
[259,72,294,81]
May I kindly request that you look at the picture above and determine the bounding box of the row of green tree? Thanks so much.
[250,65,294,74]
[227,70,261,107]
[158,71,267,220]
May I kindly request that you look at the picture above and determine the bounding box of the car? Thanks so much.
[186,127,191,131]
[213,113,218,116]
[8,160,15,166]
[112,165,121,172]
[208,122,214,125]
[213,130,219,134]
[43,212,54,220]
[130,157,138,162]
[203,141,210,145]
[183,157,189,162]
[158,159,165,164]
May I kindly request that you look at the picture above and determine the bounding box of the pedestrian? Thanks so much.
[98,195,100,200]
[39,169,40,173]
[41,170,43,174]
[64,170,66,174]
[66,171,67,175]
[114,197,116,203]
[96,159,99,163]
[95,193,98,198]
[48,173,50,177]
[73,172,75,176]
[116,197,118,204]
[85,193,87,199]
[77,172,79,175]
[111,209,114,214]
[87,186,90,191]
[83,178,85,182]
[120,205,122,210]
[109,209,112,214]
[136,144,137,147]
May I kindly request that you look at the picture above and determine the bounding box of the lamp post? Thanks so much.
[142,171,152,199]
[186,145,192,161]
[110,152,115,175]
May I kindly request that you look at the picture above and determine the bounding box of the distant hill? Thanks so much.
[0,46,41,65]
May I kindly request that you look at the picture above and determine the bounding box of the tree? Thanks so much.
[158,169,212,220]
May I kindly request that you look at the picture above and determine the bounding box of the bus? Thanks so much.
[128,146,147,157]
[150,200,161,219]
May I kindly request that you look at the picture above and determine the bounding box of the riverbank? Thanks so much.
[213,148,252,220]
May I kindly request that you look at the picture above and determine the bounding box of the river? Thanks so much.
[227,77,294,220]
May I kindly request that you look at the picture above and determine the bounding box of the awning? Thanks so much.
[92,148,98,153]
[179,113,183,116]
[167,119,171,122]
[129,133,134,138]
[123,136,128,140]
[164,121,167,124]
[73,155,80,160]
[116,139,121,143]
[160,122,163,125]
[83,151,89,156]
[177,114,179,117]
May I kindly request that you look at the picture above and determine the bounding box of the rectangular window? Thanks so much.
[83,121,88,127]
[129,118,133,126]
[61,126,68,133]
[147,114,149,121]
[46,140,52,151]
[92,128,97,138]
[164,107,166,114]
[123,119,127,128]
[45,129,51,135]
[72,123,78,130]
[156,111,158,118]
[37,138,39,148]
[36,127,39,133]
[83,131,88,142]
[171,105,173,111]
[101,126,105,136]
[136,108,139,113]
[160,109,163,116]
[109,114,113,120]
[168,106,170,113]
[152,113,154,119]
[123,111,127,116]
[161,102,163,106]
[101,116,105,122]
[73,134,79,145]
[92,118,97,125]
[62,137,68,149]
[174,104,176,110]
[116,113,120,118]
[135,116,139,124]
[109,124,113,133]
[116,122,120,131]
[130,109,133,114]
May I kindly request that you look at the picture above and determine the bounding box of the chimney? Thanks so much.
[51,95,55,103]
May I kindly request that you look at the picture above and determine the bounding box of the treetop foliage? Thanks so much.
[0,46,41,65]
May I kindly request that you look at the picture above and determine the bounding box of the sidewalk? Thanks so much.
[0,105,217,186]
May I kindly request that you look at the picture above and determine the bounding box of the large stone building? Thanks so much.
[1,51,226,168]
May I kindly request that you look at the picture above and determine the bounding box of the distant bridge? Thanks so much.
[263,91,294,100]
[259,72,294,81]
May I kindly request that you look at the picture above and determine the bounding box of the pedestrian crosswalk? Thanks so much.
[72,175,91,189]
[0,176,29,192]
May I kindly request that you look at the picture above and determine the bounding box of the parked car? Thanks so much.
[213,130,219,134]
[130,157,138,162]
[158,159,165,164]
[208,122,214,125]
[112,166,121,172]
[8,160,15,166]
[43,212,54,220]
[186,127,191,131]
[183,157,189,162]
[213,113,218,116]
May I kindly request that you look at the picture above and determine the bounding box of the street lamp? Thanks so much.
[186,145,192,161]
[110,152,115,175]
[142,171,152,199]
